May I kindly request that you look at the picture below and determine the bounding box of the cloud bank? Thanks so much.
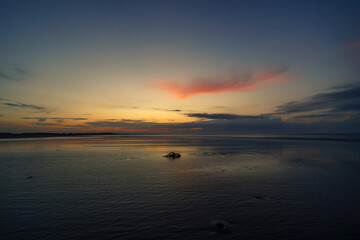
[3,83,360,134]
[275,84,360,116]
[0,98,50,113]
[3,102,48,112]
[22,117,88,123]
[186,113,264,120]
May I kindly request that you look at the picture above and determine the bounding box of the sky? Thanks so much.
[0,0,360,133]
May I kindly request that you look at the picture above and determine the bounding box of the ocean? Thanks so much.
[1,135,360,239]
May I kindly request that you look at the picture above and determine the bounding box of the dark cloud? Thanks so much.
[275,84,360,115]
[4,102,48,112]
[32,122,89,128]
[33,122,55,126]
[50,117,88,122]
[121,119,143,123]
[0,72,19,81]
[23,117,88,123]
[23,117,47,122]
[0,67,29,81]
[59,124,90,128]
[15,68,28,75]
[187,113,264,120]
[327,83,357,91]
[332,103,360,113]
[292,113,344,119]
[153,108,182,112]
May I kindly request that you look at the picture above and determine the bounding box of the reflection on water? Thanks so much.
[0,135,360,239]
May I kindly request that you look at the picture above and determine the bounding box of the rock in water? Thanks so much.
[163,152,181,159]
[209,220,232,234]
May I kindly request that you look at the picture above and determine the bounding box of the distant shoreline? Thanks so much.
[1,132,360,142]
[0,132,118,139]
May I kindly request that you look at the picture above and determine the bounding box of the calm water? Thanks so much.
[1,135,360,239]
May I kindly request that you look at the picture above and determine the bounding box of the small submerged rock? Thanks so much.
[26,176,34,179]
[209,220,232,234]
[163,152,181,159]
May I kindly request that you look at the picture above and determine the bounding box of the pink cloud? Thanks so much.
[151,67,292,99]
